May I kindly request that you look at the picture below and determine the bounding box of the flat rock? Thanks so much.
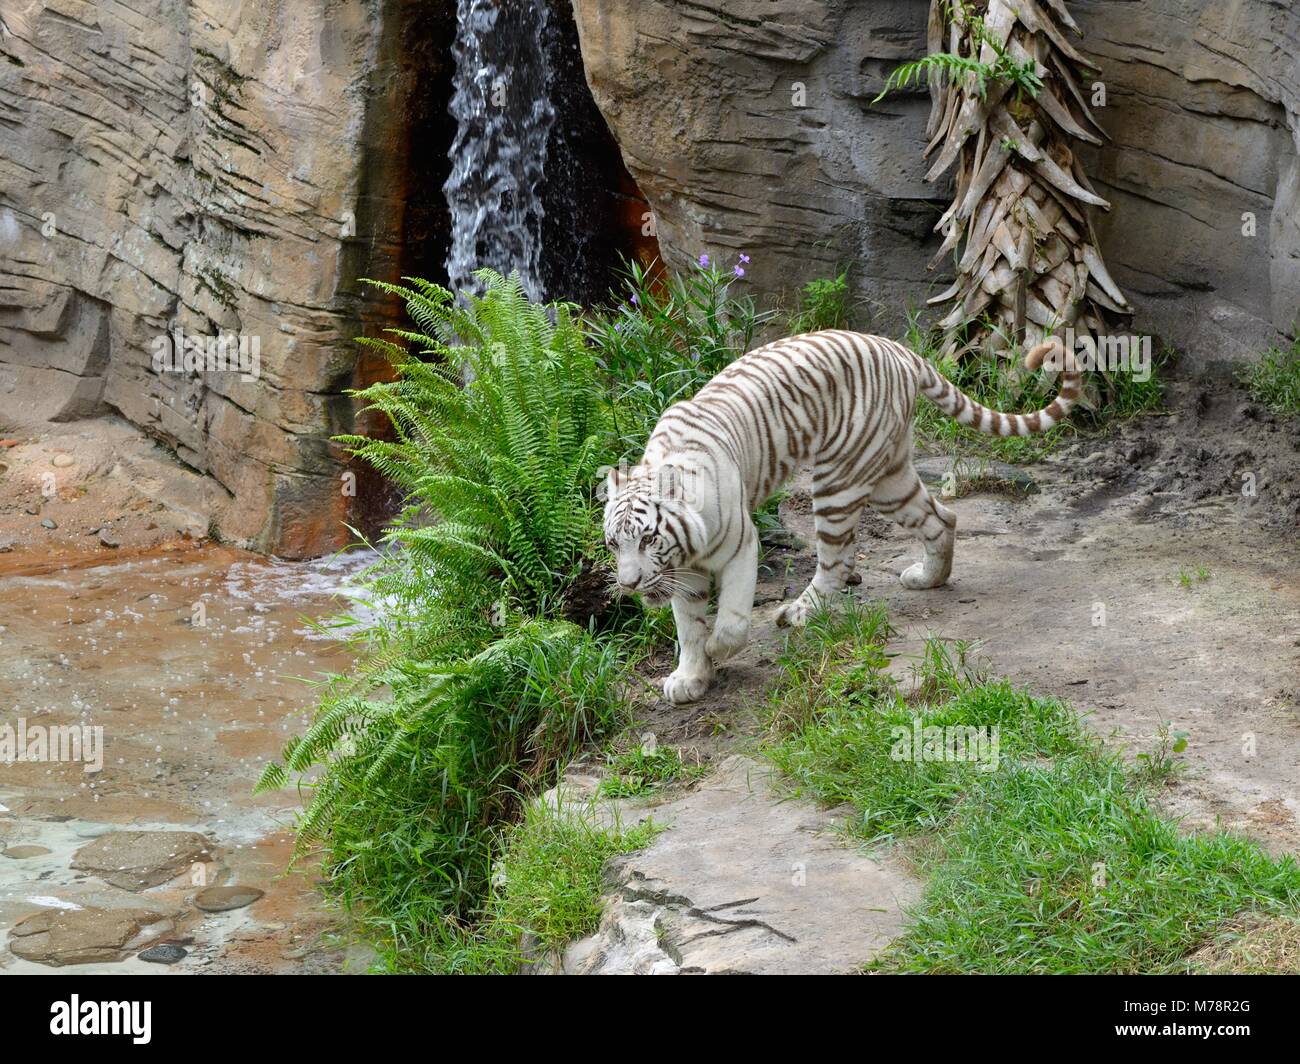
[558,756,922,975]
[8,907,177,967]
[915,457,1039,495]
[2,845,52,859]
[193,885,263,913]
[71,831,215,891]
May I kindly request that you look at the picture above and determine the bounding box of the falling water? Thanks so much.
[443,0,556,301]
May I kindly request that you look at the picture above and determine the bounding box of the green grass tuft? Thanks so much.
[1239,336,1300,416]
[486,804,660,964]
[764,600,1300,973]
[599,743,701,798]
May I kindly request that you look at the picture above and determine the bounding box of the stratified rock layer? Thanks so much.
[573,0,1300,363]
[0,2,421,556]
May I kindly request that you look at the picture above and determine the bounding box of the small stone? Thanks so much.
[759,527,808,551]
[0,539,14,553]
[51,453,74,468]
[40,518,57,529]
[25,504,40,515]
[2,845,53,859]
[138,943,188,964]
[193,885,264,913]
[0,439,20,447]
[98,530,120,548]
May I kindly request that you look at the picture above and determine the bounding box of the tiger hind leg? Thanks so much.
[868,461,956,589]
[775,485,868,628]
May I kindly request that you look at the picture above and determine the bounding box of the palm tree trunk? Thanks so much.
[923,0,1131,397]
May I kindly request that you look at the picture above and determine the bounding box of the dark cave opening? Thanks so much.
[539,2,660,305]
[388,0,660,305]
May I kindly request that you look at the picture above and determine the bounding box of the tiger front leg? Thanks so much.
[664,592,714,704]
[705,527,757,662]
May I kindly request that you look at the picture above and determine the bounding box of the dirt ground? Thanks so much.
[0,361,1295,972]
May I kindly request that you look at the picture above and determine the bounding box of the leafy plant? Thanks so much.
[342,270,610,620]
[258,270,645,972]
[589,254,774,458]
[788,270,851,334]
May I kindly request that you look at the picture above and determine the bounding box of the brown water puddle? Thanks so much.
[0,544,377,973]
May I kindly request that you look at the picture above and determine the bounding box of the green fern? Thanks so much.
[258,270,639,972]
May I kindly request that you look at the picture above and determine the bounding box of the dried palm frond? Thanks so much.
[897,0,1130,394]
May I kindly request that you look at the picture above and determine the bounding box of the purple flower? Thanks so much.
[738,254,750,264]
[630,293,639,305]
[733,265,745,278]
[698,254,710,268]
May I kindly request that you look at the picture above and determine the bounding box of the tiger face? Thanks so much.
[602,463,703,607]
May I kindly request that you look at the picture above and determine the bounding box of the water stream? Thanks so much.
[443,0,556,300]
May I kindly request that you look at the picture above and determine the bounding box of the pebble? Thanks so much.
[193,885,264,913]
[40,518,57,529]
[98,530,121,548]
[139,943,188,964]
[51,453,74,468]
[2,845,53,859]
[0,539,13,553]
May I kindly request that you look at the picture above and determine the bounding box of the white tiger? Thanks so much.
[603,331,1079,704]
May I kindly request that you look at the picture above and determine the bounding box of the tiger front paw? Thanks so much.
[663,664,713,704]
[900,560,947,590]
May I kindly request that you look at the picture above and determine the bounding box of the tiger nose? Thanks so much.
[620,574,642,590]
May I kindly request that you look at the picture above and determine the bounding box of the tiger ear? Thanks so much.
[605,465,625,499]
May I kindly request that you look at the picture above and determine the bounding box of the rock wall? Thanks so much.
[572,0,1300,363]
[0,0,439,557]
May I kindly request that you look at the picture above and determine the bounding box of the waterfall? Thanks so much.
[443,0,556,302]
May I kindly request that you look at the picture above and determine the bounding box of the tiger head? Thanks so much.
[602,462,705,606]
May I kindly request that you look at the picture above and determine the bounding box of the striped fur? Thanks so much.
[604,331,1080,703]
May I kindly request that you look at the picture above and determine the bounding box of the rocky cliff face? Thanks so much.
[0,0,440,556]
[0,1,647,557]
[573,0,1300,362]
